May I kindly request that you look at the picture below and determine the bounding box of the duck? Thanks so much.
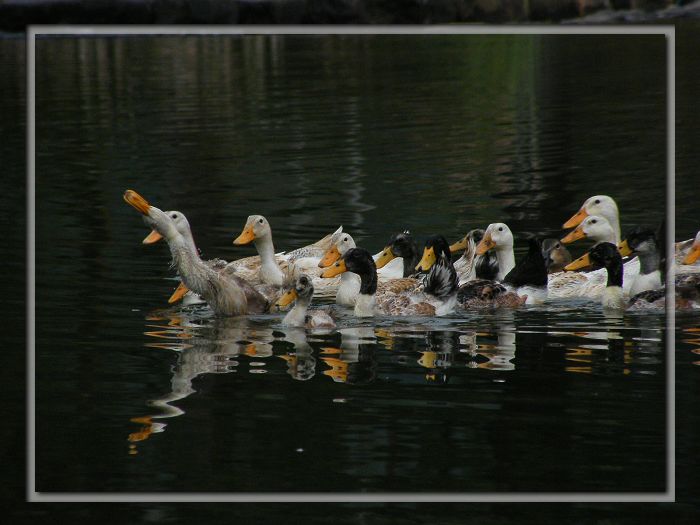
[474,223,516,281]
[231,215,343,298]
[321,241,457,317]
[617,227,663,296]
[676,230,700,275]
[565,242,626,309]
[541,239,572,273]
[274,275,336,329]
[628,273,700,310]
[473,223,547,304]
[374,231,421,279]
[449,229,499,284]
[317,231,361,307]
[123,190,269,316]
[563,195,621,244]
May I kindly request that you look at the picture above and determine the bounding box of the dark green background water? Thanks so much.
[3,25,700,522]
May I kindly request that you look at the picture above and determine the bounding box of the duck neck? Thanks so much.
[354,293,376,317]
[283,297,310,327]
[358,268,378,296]
[402,241,421,278]
[255,234,285,286]
[638,250,660,276]
[606,262,623,288]
[169,236,246,314]
[337,272,361,306]
[495,245,515,281]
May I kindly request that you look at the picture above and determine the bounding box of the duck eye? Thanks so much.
[171,214,177,219]
[554,243,560,249]
[498,227,503,232]
[259,219,264,224]
[591,219,597,224]
[594,199,600,204]
[343,237,348,242]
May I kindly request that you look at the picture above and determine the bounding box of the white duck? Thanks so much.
[124,190,268,316]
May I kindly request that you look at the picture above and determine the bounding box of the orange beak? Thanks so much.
[563,208,588,229]
[617,240,633,257]
[475,232,495,255]
[123,190,151,215]
[561,225,587,244]
[375,246,397,269]
[683,243,700,265]
[321,259,347,278]
[142,230,163,245]
[564,252,593,271]
[168,282,190,304]
[449,237,468,254]
[233,225,255,245]
[318,246,341,268]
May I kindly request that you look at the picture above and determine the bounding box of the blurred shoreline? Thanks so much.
[1,0,699,33]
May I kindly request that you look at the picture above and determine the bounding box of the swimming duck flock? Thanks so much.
[123,190,700,321]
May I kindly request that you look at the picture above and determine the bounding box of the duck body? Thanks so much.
[321,245,455,317]
[628,274,700,310]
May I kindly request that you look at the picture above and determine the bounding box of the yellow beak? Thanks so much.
[563,208,588,229]
[142,230,163,245]
[123,189,151,215]
[618,239,633,257]
[683,243,700,265]
[275,289,298,309]
[475,232,496,255]
[321,259,347,278]
[375,246,396,269]
[449,237,467,254]
[168,282,190,304]
[233,225,255,245]
[318,246,341,268]
[564,252,593,271]
[415,246,436,272]
[561,225,587,244]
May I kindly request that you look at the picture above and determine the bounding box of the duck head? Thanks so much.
[561,215,615,244]
[318,232,357,268]
[565,241,622,277]
[415,235,452,272]
[233,215,272,245]
[275,274,314,309]
[376,230,417,269]
[563,195,618,229]
[449,229,484,254]
[618,227,658,257]
[475,223,513,255]
[123,190,180,241]
[541,238,572,273]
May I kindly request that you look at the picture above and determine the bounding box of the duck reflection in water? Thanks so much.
[128,311,279,451]
[277,328,317,381]
[417,330,463,384]
[320,327,378,385]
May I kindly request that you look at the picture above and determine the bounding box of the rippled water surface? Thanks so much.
[24,31,699,497]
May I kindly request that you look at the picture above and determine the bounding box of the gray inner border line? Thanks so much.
[27,24,676,504]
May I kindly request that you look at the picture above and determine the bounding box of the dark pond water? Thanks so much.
[7,27,697,510]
